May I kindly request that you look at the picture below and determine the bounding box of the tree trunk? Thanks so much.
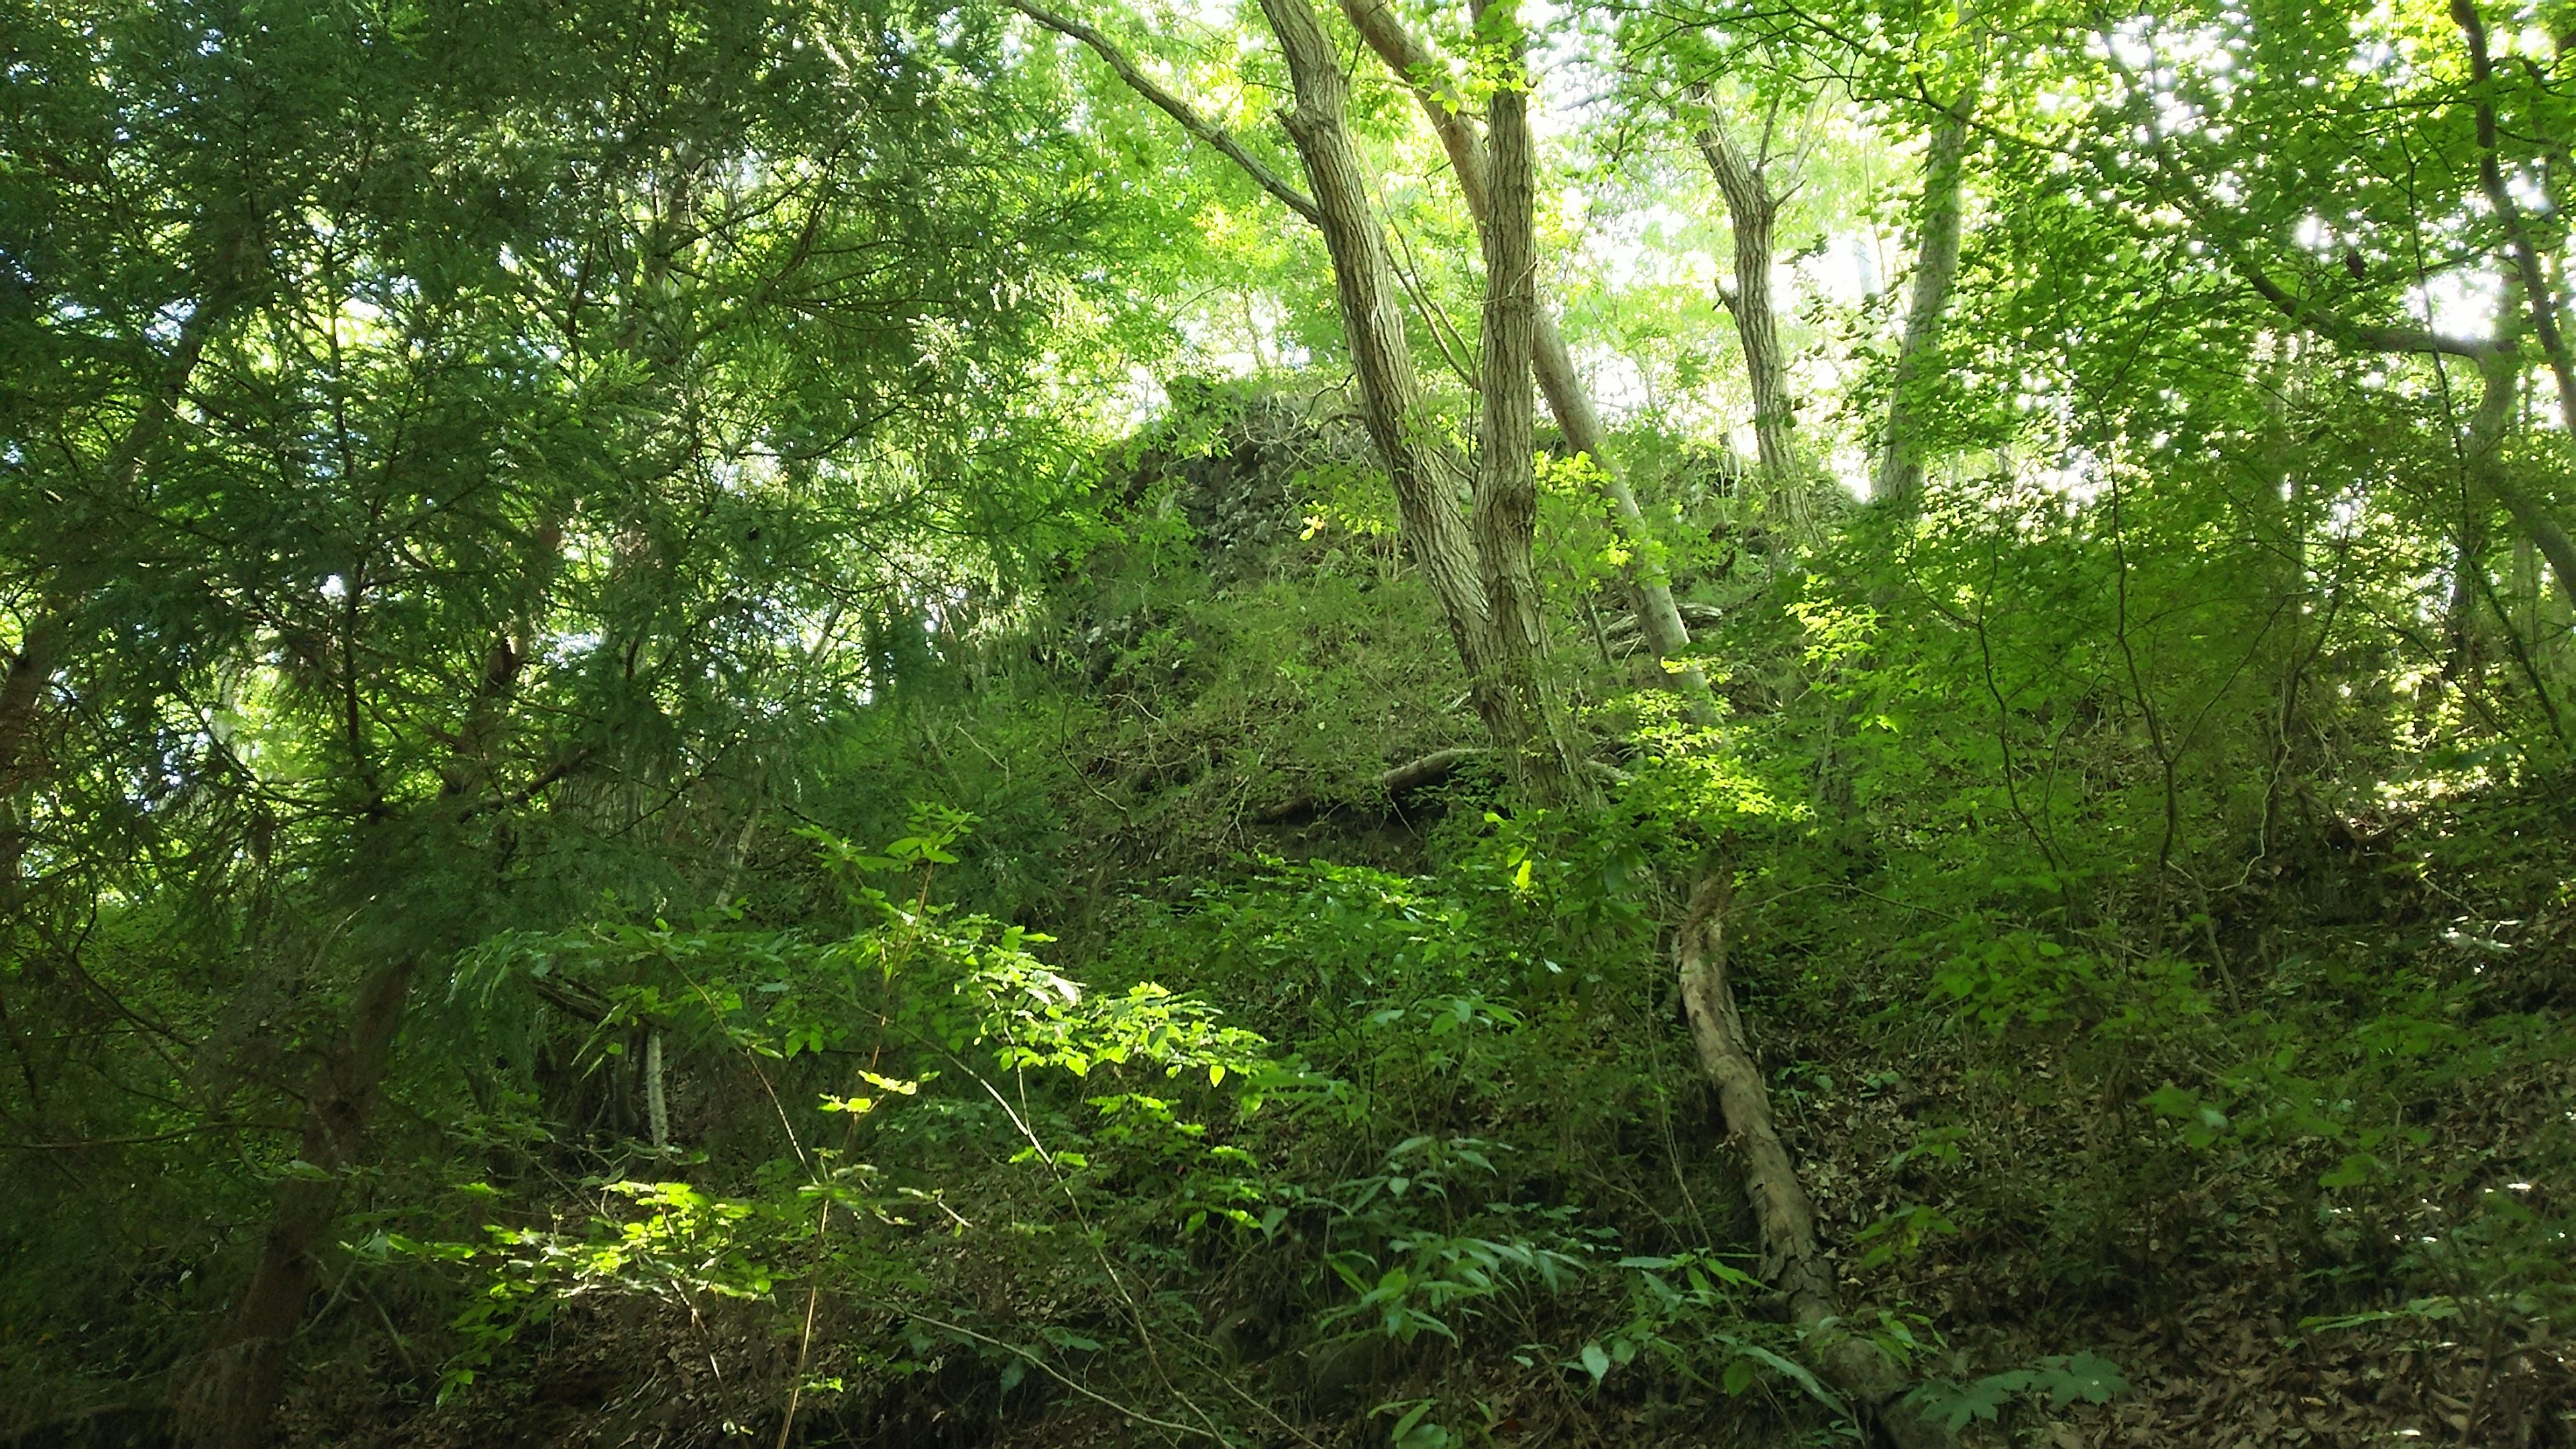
[1464,0,1580,792]
[0,608,66,895]
[173,955,416,1449]
[1256,0,1570,790]
[164,258,566,1442]
[2467,347,2576,615]
[1016,0,1701,737]
[1873,100,1972,510]
[1544,329,1718,721]
[1676,873,1943,1448]
[1695,121,1803,529]
[1340,0,1715,722]
[645,1028,670,1149]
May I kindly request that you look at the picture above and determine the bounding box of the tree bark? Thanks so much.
[1013,0,1707,733]
[1464,0,1580,792]
[1255,0,1573,791]
[2466,349,2576,614]
[644,1029,670,1149]
[2454,0,2576,432]
[1340,0,1715,722]
[1873,100,1972,510]
[1695,117,1805,529]
[173,955,416,1449]
[0,609,66,893]
[1676,872,1943,1448]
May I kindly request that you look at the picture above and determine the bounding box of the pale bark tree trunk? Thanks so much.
[2467,341,2576,614]
[1676,872,1943,1448]
[1695,115,1805,530]
[1340,0,1715,721]
[1014,0,1699,747]
[1464,0,1580,790]
[1256,0,1572,792]
[1873,100,1972,510]
[2512,534,2541,646]
[645,1029,670,1149]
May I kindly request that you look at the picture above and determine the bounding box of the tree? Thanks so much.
[1,0,1140,1440]
[1012,0,1719,765]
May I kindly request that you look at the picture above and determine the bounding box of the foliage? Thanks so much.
[8,0,2576,1443]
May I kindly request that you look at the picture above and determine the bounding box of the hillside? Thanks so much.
[4,2,2574,1446]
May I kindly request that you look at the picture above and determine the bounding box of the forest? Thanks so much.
[3,0,2574,1444]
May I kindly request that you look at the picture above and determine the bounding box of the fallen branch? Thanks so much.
[1377,745,1485,796]
[1252,746,1485,823]
[1601,601,1726,651]
[1252,747,1630,824]
[1676,871,1944,1448]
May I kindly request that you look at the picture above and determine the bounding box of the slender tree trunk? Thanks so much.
[170,578,555,1444]
[174,955,415,1449]
[1016,0,1698,737]
[1874,100,1972,509]
[1256,0,1571,789]
[170,356,570,1448]
[2512,534,2541,645]
[0,608,70,1115]
[1340,0,1715,720]
[1695,121,1803,527]
[2455,0,2576,430]
[2467,347,2576,614]
[0,608,66,896]
[1542,329,1717,720]
[2419,519,2487,737]
[1464,0,1580,792]
[0,612,62,775]
[2540,546,2575,678]
[1676,873,1943,1448]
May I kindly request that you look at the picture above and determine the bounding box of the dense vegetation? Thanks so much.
[5,0,2575,1444]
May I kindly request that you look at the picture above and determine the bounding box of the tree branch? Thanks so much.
[2453,0,2576,425]
[1004,0,1322,225]
[2229,246,2503,359]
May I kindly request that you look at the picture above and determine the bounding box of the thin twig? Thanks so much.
[870,1301,1224,1441]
